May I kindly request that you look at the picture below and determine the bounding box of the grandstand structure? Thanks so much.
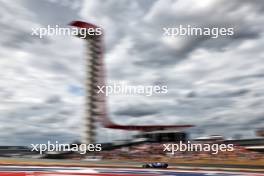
[70,21,194,144]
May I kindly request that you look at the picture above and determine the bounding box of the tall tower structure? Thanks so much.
[70,21,107,144]
[69,20,194,144]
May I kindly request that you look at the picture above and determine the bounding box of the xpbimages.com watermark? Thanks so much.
[96,82,168,96]
[163,141,234,155]
[31,141,102,154]
[31,25,102,38]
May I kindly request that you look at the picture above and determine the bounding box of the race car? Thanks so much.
[142,162,168,168]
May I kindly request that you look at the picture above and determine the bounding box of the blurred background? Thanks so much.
[0,0,264,149]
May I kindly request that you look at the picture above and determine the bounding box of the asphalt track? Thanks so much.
[0,165,263,176]
[1,158,264,173]
[0,158,263,175]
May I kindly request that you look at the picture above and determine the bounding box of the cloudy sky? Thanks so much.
[0,0,264,145]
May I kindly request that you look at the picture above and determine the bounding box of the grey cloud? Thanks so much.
[196,88,250,98]
[130,0,263,68]
[45,95,62,104]
[114,104,159,118]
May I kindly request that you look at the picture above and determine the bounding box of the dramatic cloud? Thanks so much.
[81,0,264,140]
[0,0,264,145]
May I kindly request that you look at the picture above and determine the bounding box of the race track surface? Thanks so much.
[0,165,263,176]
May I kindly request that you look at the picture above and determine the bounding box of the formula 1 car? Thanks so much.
[142,162,168,168]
